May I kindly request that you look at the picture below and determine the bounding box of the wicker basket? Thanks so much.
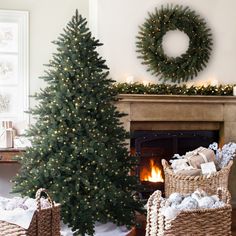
[162,159,233,197]
[0,188,61,236]
[146,188,232,236]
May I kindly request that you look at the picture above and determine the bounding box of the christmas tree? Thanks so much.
[13,10,143,236]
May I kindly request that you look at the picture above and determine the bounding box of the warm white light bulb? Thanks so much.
[210,79,219,86]
[126,76,134,84]
[142,80,149,86]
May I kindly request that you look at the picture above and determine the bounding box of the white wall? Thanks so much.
[0,0,89,197]
[92,0,236,85]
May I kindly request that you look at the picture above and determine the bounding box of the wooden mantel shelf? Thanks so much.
[118,94,236,104]
[0,148,25,163]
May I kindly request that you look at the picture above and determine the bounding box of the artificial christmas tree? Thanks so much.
[13,10,143,236]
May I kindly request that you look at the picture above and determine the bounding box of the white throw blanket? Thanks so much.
[0,208,35,229]
[0,196,50,229]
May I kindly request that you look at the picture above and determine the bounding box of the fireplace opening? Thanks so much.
[131,130,219,199]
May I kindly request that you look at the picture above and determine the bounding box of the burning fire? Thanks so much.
[140,159,164,183]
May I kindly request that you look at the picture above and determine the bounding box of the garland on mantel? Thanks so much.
[113,83,234,96]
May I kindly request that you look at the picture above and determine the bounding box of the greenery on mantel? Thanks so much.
[114,83,234,96]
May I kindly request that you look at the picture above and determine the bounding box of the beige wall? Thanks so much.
[0,0,89,197]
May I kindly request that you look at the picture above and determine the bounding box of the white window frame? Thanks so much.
[0,10,29,125]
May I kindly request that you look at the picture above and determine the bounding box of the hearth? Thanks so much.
[131,130,219,199]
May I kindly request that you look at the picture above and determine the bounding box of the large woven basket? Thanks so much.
[0,188,61,236]
[162,159,233,197]
[146,188,232,236]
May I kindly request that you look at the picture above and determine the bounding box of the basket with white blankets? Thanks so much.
[162,142,235,197]
[0,188,60,236]
[146,188,232,236]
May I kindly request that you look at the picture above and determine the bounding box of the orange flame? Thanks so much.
[140,159,164,183]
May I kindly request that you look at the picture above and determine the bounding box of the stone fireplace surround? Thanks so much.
[116,94,236,206]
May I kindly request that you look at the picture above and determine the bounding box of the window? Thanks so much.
[0,10,29,127]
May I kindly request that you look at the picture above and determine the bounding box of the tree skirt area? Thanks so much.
[61,222,131,236]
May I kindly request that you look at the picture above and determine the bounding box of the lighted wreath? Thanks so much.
[136,5,213,83]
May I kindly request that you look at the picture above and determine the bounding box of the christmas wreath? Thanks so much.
[136,5,213,83]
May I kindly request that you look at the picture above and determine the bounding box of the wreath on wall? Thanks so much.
[136,5,213,83]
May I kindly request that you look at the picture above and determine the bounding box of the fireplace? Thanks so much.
[116,94,236,204]
[131,130,219,199]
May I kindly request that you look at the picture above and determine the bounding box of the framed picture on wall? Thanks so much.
[0,10,29,129]
[0,22,18,53]
[0,93,10,113]
[0,55,18,84]
[0,87,21,119]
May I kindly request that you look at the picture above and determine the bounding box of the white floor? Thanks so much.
[61,222,131,236]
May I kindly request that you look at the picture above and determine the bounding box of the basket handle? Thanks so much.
[161,159,170,169]
[227,160,234,169]
[217,187,231,204]
[35,188,54,211]
[146,190,162,236]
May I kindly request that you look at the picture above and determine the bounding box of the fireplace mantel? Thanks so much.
[116,94,236,205]
[116,94,236,136]
[118,94,236,104]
